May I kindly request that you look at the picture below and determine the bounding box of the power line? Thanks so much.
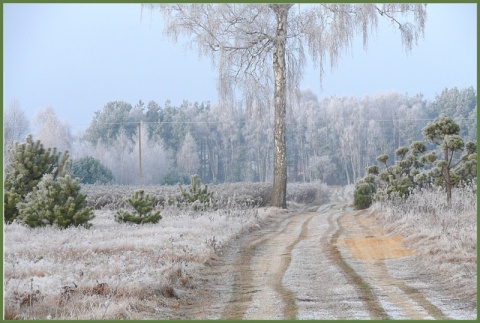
[3,117,477,129]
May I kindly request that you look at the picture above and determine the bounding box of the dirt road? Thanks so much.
[165,197,476,320]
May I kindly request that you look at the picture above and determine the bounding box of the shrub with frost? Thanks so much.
[286,181,329,204]
[177,175,217,211]
[17,174,94,229]
[4,135,69,223]
[115,190,162,224]
[354,182,374,210]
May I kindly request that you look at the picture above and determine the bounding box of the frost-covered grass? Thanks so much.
[4,181,328,320]
[4,207,273,319]
[372,182,477,307]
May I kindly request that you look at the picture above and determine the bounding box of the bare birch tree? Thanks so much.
[4,98,30,150]
[33,107,73,153]
[145,3,427,208]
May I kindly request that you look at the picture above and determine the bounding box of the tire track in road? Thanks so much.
[275,213,315,319]
[222,212,316,319]
[284,204,372,320]
[353,214,448,320]
[182,198,454,320]
[326,210,390,320]
[336,210,449,320]
[223,202,386,320]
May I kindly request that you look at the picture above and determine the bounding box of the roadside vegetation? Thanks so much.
[353,114,477,310]
[354,115,476,210]
[371,183,477,310]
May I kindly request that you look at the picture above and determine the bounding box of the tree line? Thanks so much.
[4,87,477,187]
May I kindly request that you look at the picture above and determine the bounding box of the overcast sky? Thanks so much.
[4,3,477,133]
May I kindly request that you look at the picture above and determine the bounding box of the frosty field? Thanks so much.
[4,207,273,319]
[3,182,327,319]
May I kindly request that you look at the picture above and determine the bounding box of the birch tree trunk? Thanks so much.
[270,4,291,208]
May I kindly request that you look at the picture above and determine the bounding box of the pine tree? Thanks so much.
[354,115,476,209]
[422,115,476,206]
[178,175,217,210]
[4,135,69,223]
[115,190,162,224]
[71,156,115,184]
[17,175,94,229]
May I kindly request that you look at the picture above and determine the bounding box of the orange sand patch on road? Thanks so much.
[338,235,416,261]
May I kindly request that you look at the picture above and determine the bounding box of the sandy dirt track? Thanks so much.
[156,197,476,320]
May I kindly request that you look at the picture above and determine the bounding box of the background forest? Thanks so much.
[4,87,477,187]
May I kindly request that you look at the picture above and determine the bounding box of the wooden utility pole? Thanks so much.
[138,121,143,187]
